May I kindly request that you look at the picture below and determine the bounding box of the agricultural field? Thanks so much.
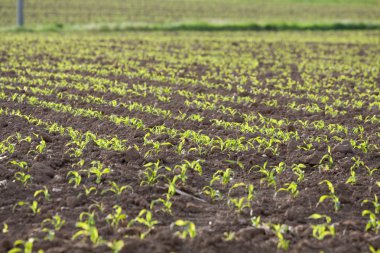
[1,0,380,27]
[0,31,380,253]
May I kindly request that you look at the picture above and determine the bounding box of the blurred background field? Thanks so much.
[1,0,380,28]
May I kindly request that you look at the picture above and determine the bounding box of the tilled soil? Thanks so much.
[0,31,380,253]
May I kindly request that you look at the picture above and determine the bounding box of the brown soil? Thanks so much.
[1,33,380,253]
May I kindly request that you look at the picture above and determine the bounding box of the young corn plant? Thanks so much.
[183,159,204,176]
[210,168,234,187]
[297,141,314,151]
[106,240,124,253]
[227,183,254,213]
[150,193,173,214]
[13,201,41,215]
[72,212,103,246]
[28,135,47,155]
[34,186,50,201]
[369,245,380,253]
[271,224,289,251]
[106,205,127,230]
[83,185,97,196]
[223,231,236,241]
[128,209,158,239]
[362,195,380,214]
[67,171,82,188]
[8,238,44,253]
[202,185,222,201]
[10,160,29,171]
[14,172,32,186]
[87,161,111,184]
[317,180,340,212]
[273,162,286,174]
[101,181,133,196]
[292,163,306,183]
[346,157,364,185]
[309,214,335,240]
[3,223,8,234]
[251,216,261,228]
[166,175,180,197]
[173,163,188,183]
[362,210,380,233]
[172,220,197,239]
[319,146,333,172]
[42,214,66,241]
[276,181,299,198]
[140,160,169,186]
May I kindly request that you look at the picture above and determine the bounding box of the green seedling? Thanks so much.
[346,157,368,184]
[297,141,314,151]
[128,209,158,239]
[89,201,106,213]
[273,162,286,174]
[225,159,245,171]
[43,214,66,231]
[34,186,50,201]
[173,163,188,183]
[271,224,289,251]
[362,195,380,214]
[369,245,380,253]
[150,193,173,214]
[106,240,124,253]
[223,231,235,241]
[184,159,204,176]
[13,201,40,215]
[319,146,333,171]
[210,168,234,187]
[10,160,28,171]
[140,160,168,186]
[251,216,261,228]
[166,175,179,197]
[42,214,66,241]
[83,185,97,196]
[29,135,47,155]
[88,161,111,184]
[8,238,44,253]
[35,137,47,154]
[345,167,357,185]
[227,183,254,213]
[106,205,127,229]
[309,214,335,240]
[14,172,32,186]
[260,168,277,189]
[202,186,222,201]
[317,180,340,212]
[350,139,370,153]
[292,163,305,183]
[72,212,103,245]
[3,223,8,233]
[249,161,268,174]
[130,209,158,229]
[101,181,133,196]
[67,171,82,188]
[362,210,380,233]
[276,181,299,198]
[172,220,196,239]
[366,166,379,177]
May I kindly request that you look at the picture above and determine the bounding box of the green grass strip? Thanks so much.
[2,21,380,32]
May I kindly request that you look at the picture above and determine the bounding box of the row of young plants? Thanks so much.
[1,76,377,144]
[2,83,379,160]
[2,64,380,119]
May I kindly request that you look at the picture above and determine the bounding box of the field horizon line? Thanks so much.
[2,21,380,33]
